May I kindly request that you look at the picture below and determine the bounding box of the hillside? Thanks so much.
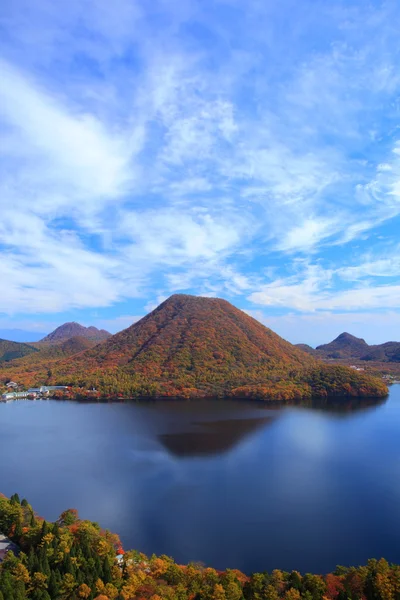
[361,341,400,363]
[1,493,398,600]
[46,294,387,400]
[0,339,37,363]
[0,325,108,381]
[0,336,102,386]
[316,332,370,359]
[295,343,318,355]
[39,322,111,344]
[299,333,400,364]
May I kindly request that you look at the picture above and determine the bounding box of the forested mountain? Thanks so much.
[0,337,104,384]
[295,344,317,355]
[1,492,400,600]
[39,323,110,344]
[298,333,400,363]
[0,339,37,363]
[361,341,400,362]
[316,333,370,359]
[44,294,387,400]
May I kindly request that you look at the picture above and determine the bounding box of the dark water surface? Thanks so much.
[1,387,400,574]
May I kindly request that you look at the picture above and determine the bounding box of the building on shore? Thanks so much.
[0,534,18,562]
[1,391,36,401]
[1,385,69,402]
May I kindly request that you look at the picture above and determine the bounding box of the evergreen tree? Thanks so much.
[13,581,26,600]
[40,549,51,578]
[13,518,23,541]
[27,547,35,572]
[30,512,36,528]
[48,571,59,599]
[0,572,15,599]
[103,556,112,584]
[40,520,48,538]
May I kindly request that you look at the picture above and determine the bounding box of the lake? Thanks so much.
[1,387,400,574]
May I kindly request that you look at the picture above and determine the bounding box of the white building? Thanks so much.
[0,534,18,562]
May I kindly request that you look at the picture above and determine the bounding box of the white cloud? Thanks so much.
[1,0,400,325]
[249,310,400,346]
[0,60,138,210]
[248,258,400,313]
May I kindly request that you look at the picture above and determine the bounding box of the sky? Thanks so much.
[0,0,399,346]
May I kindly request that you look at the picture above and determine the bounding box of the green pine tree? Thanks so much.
[48,571,59,599]
[40,521,48,537]
[103,556,112,584]
[14,518,23,541]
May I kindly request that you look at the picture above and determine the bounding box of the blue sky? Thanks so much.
[0,0,399,346]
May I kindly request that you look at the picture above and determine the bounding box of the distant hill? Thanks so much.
[0,335,104,386]
[361,342,400,363]
[31,336,99,359]
[295,343,318,355]
[46,295,387,400]
[316,332,370,359]
[297,332,400,363]
[39,322,111,344]
[0,339,38,363]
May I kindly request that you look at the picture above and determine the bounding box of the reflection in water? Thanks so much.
[0,389,399,575]
[293,395,388,414]
[155,396,388,457]
[158,417,274,457]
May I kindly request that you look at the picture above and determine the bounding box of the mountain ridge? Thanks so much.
[0,339,38,363]
[0,296,388,399]
[297,332,400,362]
[47,294,387,400]
[39,322,111,344]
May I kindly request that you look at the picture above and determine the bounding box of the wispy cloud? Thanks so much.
[0,0,399,338]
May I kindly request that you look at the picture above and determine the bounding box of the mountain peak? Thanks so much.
[335,332,367,344]
[50,294,387,400]
[316,331,369,358]
[40,322,111,344]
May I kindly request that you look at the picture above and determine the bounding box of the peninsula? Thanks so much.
[0,295,388,402]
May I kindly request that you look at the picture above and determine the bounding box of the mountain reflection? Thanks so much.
[158,416,274,457]
[156,396,388,457]
[296,395,388,414]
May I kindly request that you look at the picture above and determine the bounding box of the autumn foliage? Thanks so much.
[1,493,400,600]
[0,295,388,401]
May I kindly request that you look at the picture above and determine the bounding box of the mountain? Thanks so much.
[32,335,99,359]
[0,335,102,386]
[39,322,111,344]
[316,332,370,359]
[0,336,99,385]
[0,339,38,363]
[300,332,400,363]
[48,295,387,400]
[361,342,400,363]
[295,343,318,355]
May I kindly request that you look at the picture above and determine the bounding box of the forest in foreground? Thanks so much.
[1,494,399,600]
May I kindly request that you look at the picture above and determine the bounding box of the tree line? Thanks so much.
[1,493,399,600]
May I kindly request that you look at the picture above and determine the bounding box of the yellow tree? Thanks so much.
[77,583,92,599]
